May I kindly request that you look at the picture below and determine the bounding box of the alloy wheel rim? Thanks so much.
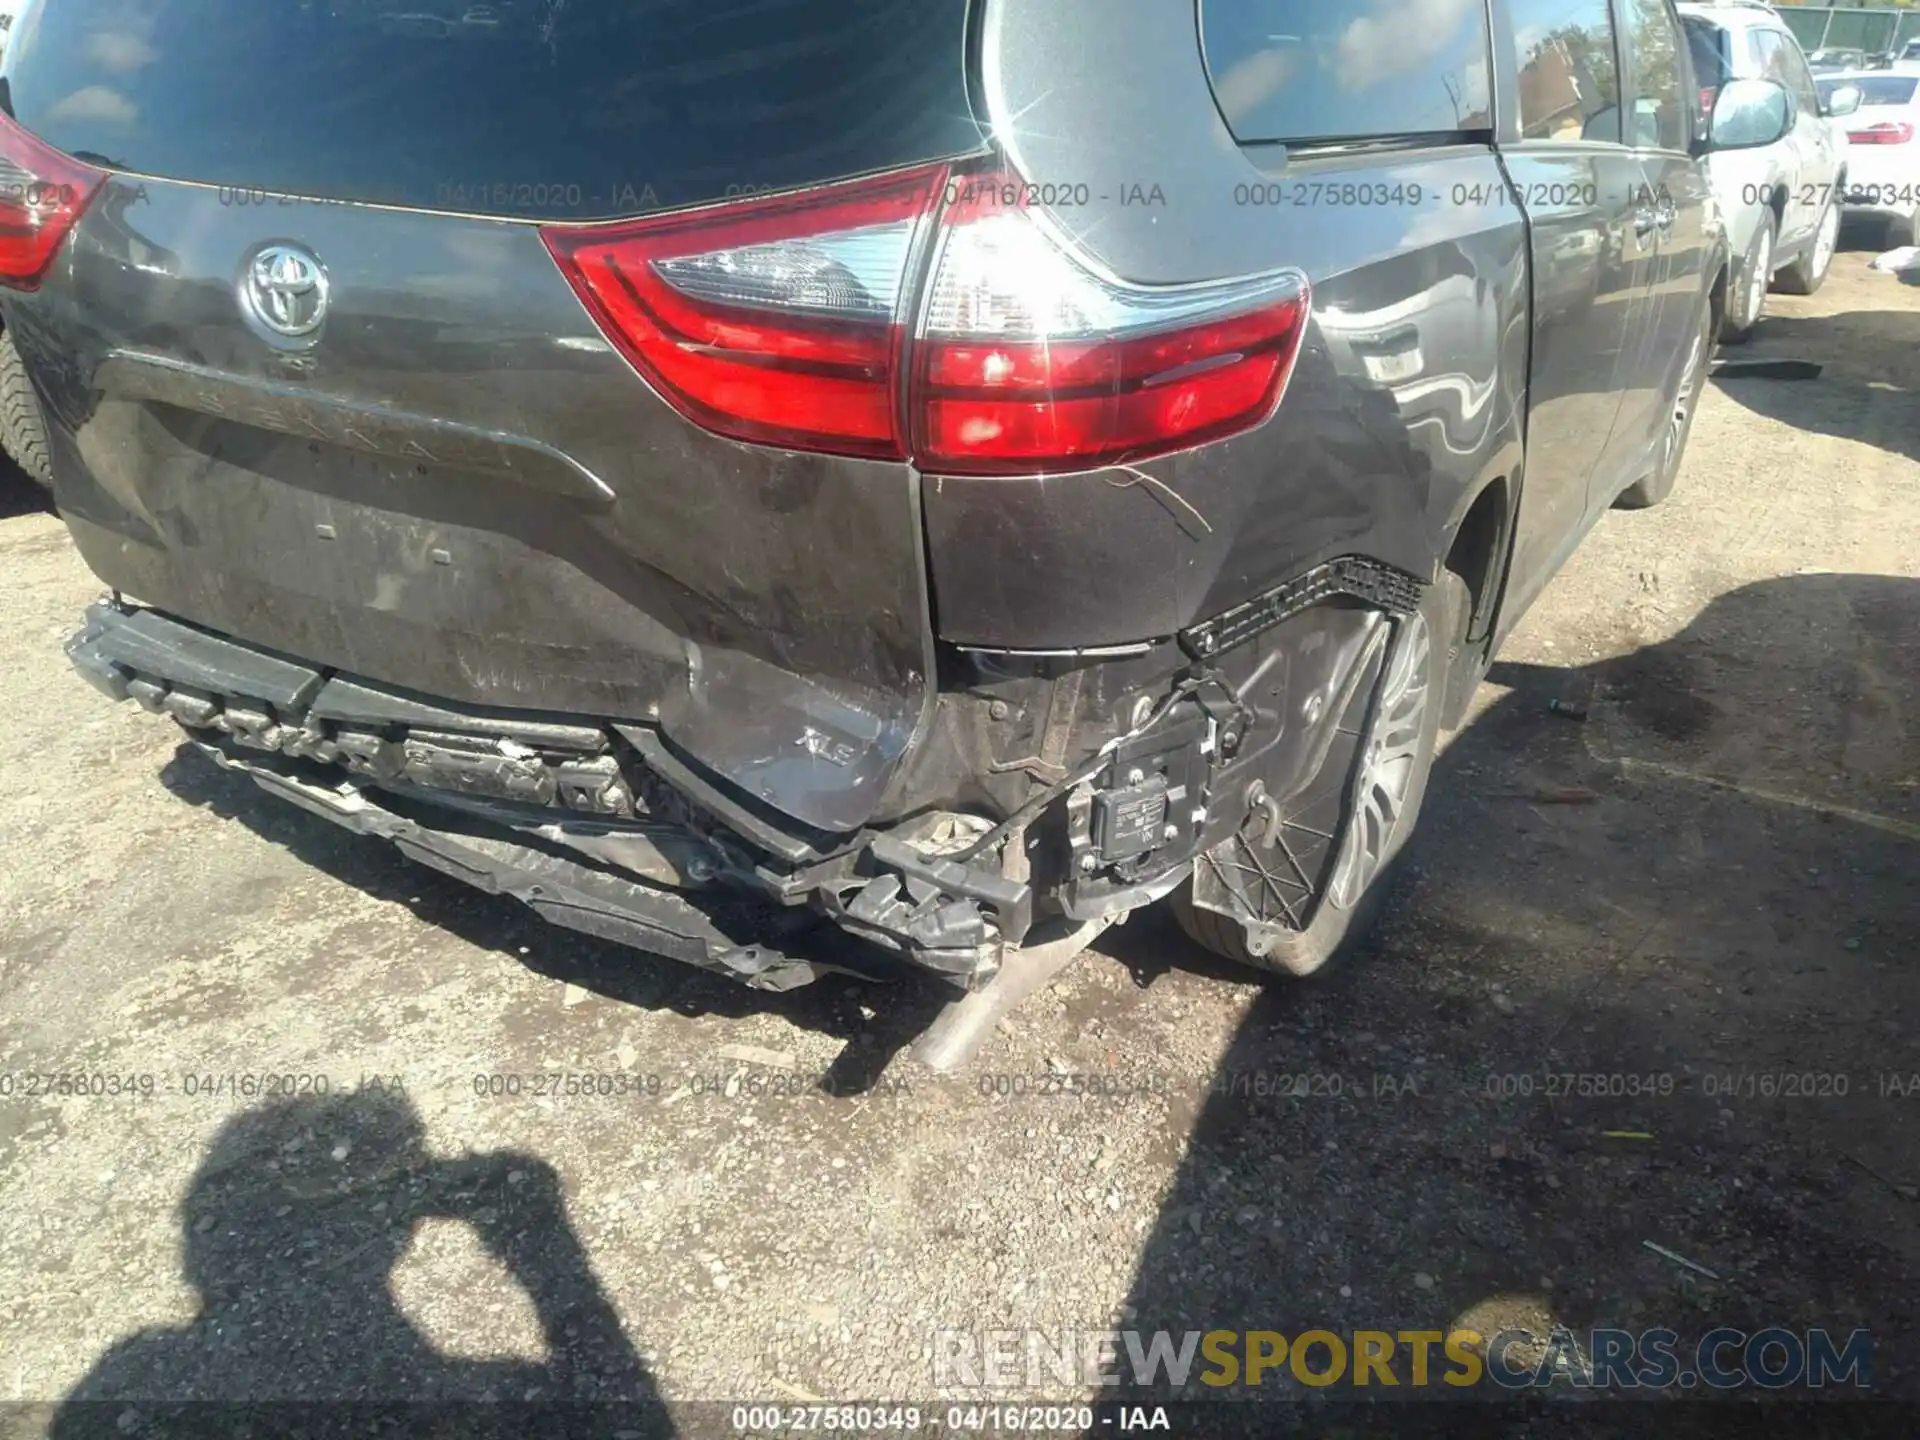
[1667,311,1710,461]
[1747,227,1771,325]
[1327,610,1431,912]
[1813,204,1838,279]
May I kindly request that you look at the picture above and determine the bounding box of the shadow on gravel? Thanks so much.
[1717,301,1920,464]
[47,1089,671,1438]
[1112,573,1920,1423]
[154,745,951,1095]
[0,453,50,520]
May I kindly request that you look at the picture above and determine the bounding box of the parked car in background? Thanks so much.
[1808,48,1867,75]
[1823,70,1920,244]
[1680,0,1856,341]
[2,0,1737,1056]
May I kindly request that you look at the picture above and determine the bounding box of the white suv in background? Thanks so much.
[1680,0,1859,340]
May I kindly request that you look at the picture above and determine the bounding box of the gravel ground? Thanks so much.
[1,246,1916,1435]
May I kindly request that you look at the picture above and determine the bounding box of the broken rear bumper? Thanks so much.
[65,599,1031,992]
[68,556,1422,993]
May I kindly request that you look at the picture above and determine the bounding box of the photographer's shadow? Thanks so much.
[52,1089,669,1436]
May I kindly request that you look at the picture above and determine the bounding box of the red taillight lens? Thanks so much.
[0,111,106,290]
[1849,120,1916,144]
[543,164,1310,474]
[910,176,1309,475]
[541,164,947,460]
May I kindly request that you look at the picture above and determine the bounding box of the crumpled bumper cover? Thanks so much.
[64,599,903,991]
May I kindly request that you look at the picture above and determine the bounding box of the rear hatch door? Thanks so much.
[2,0,984,833]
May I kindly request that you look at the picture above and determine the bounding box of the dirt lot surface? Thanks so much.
[1,245,1916,1435]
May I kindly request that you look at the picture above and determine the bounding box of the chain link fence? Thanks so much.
[1778,4,1920,57]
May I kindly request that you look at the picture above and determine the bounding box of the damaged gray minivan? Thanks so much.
[6,0,1736,1063]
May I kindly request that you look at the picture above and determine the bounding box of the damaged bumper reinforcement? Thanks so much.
[67,556,1425,1004]
[64,600,1024,991]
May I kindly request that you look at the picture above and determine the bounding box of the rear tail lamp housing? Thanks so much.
[544,165,1310,476]
[1849,120,1916,144]
[0,111,106,290]
[542,165,944,460]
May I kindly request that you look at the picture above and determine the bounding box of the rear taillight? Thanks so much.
[541,164,945,460]
[543,164,1309,475]
[1849,120,1916,144]
[912,176,1308,475]
[0,111,105,290]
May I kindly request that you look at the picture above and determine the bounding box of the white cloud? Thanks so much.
[83,31,158,73]
[46,85,138,125]
[1212,46,1302,125]
[1335,0,1480,93]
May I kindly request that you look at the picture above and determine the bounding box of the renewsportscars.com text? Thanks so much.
[933,1326,1871,1392]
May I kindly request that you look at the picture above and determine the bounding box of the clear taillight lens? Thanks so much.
[910,177,1309,476]
[0,111,106,290]
[542,164,947,459]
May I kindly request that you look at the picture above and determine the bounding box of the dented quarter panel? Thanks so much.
[921,0,1529,649]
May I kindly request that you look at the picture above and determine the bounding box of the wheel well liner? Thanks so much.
[1444,476,1510,648]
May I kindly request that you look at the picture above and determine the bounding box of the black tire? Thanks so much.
[1169,571,1468,977]
[1720,213,1775,345]
[0,328,52,491]
[1616,296,1714,511]
[1888,208,1918,250]
[1773,196,1839,296]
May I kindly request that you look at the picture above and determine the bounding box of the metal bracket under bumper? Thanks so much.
[64,599,1002,989]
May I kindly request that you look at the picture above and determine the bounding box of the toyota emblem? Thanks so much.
[241,244,330,339]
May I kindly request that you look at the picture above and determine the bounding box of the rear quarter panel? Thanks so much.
[921,0,1529,649]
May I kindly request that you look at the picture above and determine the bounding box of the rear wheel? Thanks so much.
[1774,197,1839,296]
[1616,298,1713,510]
[1169,573,1466,977]
[1720,214,1774,344]
[0,329,52,491]
[1888,207,1918,250]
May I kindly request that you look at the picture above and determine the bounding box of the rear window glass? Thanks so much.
[1683,17,1733,90]
[1821,75,1920,106]
[1201,0,1494,144]
[2,0,982,222]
